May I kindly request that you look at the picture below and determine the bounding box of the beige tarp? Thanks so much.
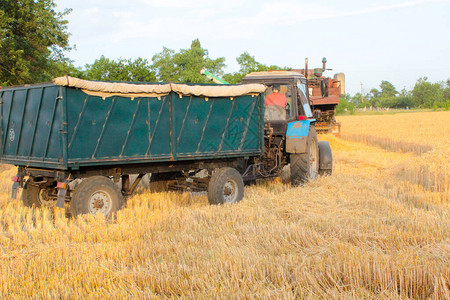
[53,76,266,99]
[53,76,171,94]
[53,76,171,99]
[171,83,266,98]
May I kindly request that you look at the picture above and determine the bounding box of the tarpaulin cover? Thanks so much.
[53,76,266,99]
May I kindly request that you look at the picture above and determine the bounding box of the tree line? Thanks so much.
[1,1,449,110]
[337,78,450,113]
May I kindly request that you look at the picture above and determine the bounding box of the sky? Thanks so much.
[55,0,450,95]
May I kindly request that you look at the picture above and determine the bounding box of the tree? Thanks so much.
[350,92,362,106]
[152,39,226,83]
[336,94,355,114]
[367,81,400,108]
[0,0,72,85]
[411,77,444,108]
[236,51,265,74]
[174,39,225,83]
[84,56,156,82]
[379,81,398,97]
[369,88,380,99]
[151,47,178,82]
[444,79,450,110]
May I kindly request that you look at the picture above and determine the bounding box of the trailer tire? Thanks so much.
[22,179,57,208]
[208,167,244,205]
[290,126,319,185]
[71,176,124,218]
[149,172,182,192]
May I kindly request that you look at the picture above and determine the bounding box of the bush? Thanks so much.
[337,98,355,114]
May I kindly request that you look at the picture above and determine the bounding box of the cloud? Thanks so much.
[300,0,449,21]
[250,0,450,25]
[137,0,242,10]
[105,0,449,43]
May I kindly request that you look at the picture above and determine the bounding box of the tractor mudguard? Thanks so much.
[286,120,313,153]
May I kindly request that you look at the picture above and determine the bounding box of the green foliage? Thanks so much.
[151,47,178,82]
[379,81,398,97]
[0,0,72,85]
[84,56,156,82]
[442,79,450,106]
[357,101,371,109]
[350,92,363,106]
[444,100,450,111]
[393,96,414,108]
[369,88,380,99]
[53,61,85,79]
[336,95,355,114]
[411,77,444,108]
[365,81,414,109]
[152,39,225,83]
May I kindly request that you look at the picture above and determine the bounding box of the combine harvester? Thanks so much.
[293,57,344,136]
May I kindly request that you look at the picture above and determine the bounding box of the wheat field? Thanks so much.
[0,111,448,299]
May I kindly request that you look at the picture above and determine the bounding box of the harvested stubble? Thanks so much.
[0,112,448,298]
[338,111,449,199]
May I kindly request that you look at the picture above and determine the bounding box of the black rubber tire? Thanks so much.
[22,179,57,208]
[207,167,244,205]
[290,126,319,185]
[70,176,124,218]
[318,140,333,176]
[22,181,42,208]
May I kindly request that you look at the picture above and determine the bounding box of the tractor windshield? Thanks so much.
[297,80,313,118]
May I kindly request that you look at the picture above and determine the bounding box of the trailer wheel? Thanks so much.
[290,126,319,185]
[22,179,57,208]
[207,167,244,205]
[71,176,124,218]
[149,172,182,192]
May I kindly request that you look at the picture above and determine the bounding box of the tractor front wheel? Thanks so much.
[290,126,319,185]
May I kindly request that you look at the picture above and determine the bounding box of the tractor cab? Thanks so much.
[242,71,314,135]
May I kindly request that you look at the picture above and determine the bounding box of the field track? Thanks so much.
[0,111,448,298]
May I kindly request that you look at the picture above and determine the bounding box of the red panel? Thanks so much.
[310,95,339,105]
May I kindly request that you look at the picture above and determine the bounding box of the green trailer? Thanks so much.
[2,73,332,218]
